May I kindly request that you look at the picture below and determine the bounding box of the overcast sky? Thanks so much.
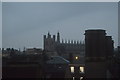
[0,2,1,49]
[2,2,118,50]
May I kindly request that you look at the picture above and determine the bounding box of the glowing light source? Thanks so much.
[70,66,74,73]
[80,77,83,80]
[73,77,75,80]
[75,56,78,60]
[80,67,84,73]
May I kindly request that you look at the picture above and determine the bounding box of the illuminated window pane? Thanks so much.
[73,77,75,80]
[80,67,84,73]
[70,66,74,73]
[80,77,83,80]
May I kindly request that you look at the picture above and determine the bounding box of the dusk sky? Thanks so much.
[0,2,1,49]
[2,2,118,50]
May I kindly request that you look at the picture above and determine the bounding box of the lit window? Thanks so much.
[80,67,84,73]
[75,56,78,60]
[70,66,74,73]
[73,77,75,80]
[80,77,83,80]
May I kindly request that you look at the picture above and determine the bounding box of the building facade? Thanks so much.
[43,32,85,79]
[43,32,85,63]
[84,29,114,78]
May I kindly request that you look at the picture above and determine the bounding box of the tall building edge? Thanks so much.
[84,29,114,78]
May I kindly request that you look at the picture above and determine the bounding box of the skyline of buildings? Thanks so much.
[1,30,118,51]
[2,29,120,79]
[1,1,120,79]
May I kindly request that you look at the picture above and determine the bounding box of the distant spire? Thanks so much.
[62,39,64,43]
[48,31,50,36]
[65,39,67,43]
[53,35,56,41]
[74,40,76,44]
[48,31,51,38]
[77,41,79,44]
[71,40,73,44]
[57,31,60,43]
[68,40,70,43]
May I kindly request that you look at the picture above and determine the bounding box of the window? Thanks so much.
[80,67,84,73]
[70,66,74,73]
[72,77,75,80]
[80,77,83,80]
